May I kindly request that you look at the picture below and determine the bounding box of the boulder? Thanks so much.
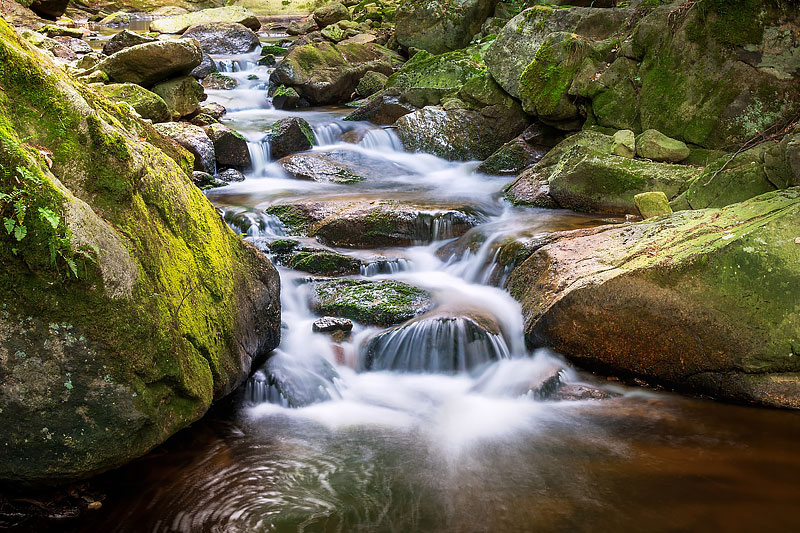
[477,137,546,176]
[395,103,528,161]
[266,199,483,247]
[198,101,226,119]
[312,2,351,29]
[612,129,635,158]
[205,123,252,171]
[153,122,216,173]
[504,167,559,208]
[582,3,800,148]
[201,72,238,90]
[276,150,408,183]
[269,41,402,105]
[38,25,83,39]
[507,188,800,408]
[182,22,261,55]
[312,316,353,341]
[93,39,203,87]
[633,191,672,219]
[52,36,92,55]
[218,168,246,182]
[190,52,218,79]
[344,92,417,125]
[287,250,362,276]
[271,85,303,110]
[395,0,496,55]
[485,6,634,101]
[635,129,690,162]
[151,76,205,119]
[98,12,131,26]
[308,279,433,326]
[266,117,315,160]
[356,70,388,97]
[27,0,68,19]
[385,46,487,107]
[546,146,698,215]
[0,18,280,485]
[95,83,171,123]
[149,6,261,34]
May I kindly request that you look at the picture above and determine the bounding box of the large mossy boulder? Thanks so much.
[309,279,433,326]
[395,0,497,55]
[269,42,403,105]
[182,22,261,55]
[0,20,280,485]
[151,75,205,119]
[506,130,699,213]
[266,199,483,247]
[313,1,351,29]
[485,6,634,101]
[580,2,800,148]
[93,39,203,88]
[149,6,261,34]
[385,46,487,107]
[507,188,800,408]
[95,83,171,123]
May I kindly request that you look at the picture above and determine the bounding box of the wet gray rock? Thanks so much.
[52,36,92,55]
[312,316,354,333]
[218,168,246,182]
[205,123,252,171]
[344,93,417,125]
[267,117,316,159]
[276,150,409,183]
[190,52,218,79]
[154,122,216,173]
[102,30,156,56]
[182,22,261,55]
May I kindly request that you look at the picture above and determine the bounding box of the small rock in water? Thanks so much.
[267,117,316,159]
[313,316,354,333]
[218,168,246,182]
[550,384,620,402]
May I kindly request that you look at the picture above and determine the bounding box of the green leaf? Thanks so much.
[38,207,60,229]
[65,257,78,277]
[13,200,26,223]
[3,217,14,235]
[14,224,26,241]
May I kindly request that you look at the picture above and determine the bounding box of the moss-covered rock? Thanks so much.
[385,46,487,107]
[266,198,483,247]
[151,75,205,119]
[269,41,403,105]
[395,0,497,55]
[205,123,251,171]
[485,6,635,100]
[0,19,280,485]
[267,117,315,160]
[633,191,672,218]
[288,250,362,276]
[313,2,352,29]
[356,70,388,97]
[546,145,699,215]
[477,136,545,175]
[309,278,433,326]
[95,83,170,123]
[92,39,203,88]
[507,188,800,408]
[149,6,261,34]
[201,72,238,90]
[635,129,690,162]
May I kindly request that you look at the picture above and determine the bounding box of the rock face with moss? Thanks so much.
[267,117,315,160]
[267,199,483,247]
[270,42,403,105]
[395,0,497,55]
[0,20,280,486]
[507,188,800,408]
[309,279,433,326]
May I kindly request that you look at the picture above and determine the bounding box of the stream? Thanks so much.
[76,35,800,533]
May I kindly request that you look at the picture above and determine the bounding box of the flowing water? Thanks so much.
[76,41,800,532]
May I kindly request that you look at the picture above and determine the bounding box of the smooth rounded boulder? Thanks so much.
[267,117,315,160]
[182,22,261,55]
[93,39,203,87]
[312,2,351,29]
[507,188,800,408]
[151,76,205,119]
[205,123,252,171]
[154,122,216,174]
[102,29,156,56]
[149,6,260,34]
[96,83,171,123]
